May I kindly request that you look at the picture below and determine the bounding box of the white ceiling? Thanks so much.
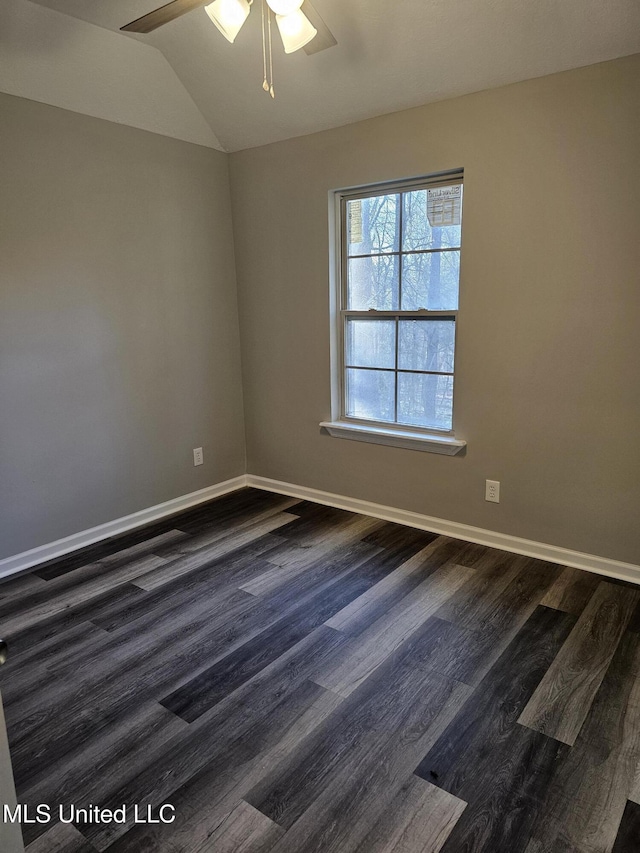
[13,0,640,150]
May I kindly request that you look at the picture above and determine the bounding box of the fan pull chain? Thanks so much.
[267,5,275,97]
[260,0,275,97]
[261,0,269,92]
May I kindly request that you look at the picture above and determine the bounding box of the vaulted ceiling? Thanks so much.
[6,0,640,151]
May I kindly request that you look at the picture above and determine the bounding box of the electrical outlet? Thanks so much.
[193,447,204,467]
[485,479,500,503]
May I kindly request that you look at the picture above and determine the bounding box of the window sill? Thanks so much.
[319,421,466,455]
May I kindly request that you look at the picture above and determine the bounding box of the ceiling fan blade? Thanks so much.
[120,0,208,33]
[301,1,337,54]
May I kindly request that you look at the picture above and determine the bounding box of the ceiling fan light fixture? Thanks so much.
[275,9,317,53]
[266,0,303,14]
[205,0,251,43]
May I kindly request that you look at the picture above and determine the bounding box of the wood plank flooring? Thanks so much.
[1,487,639,853]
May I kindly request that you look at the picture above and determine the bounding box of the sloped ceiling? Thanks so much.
[0,0,223,148]
[6,0,640,151]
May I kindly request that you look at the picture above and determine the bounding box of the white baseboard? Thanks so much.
[0,476,248,579]
[246,475,640,586]
[3,472,639,586]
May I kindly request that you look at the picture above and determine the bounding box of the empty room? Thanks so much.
[1,0,640,851]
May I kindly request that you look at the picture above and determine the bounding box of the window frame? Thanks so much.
[327,171,465,453]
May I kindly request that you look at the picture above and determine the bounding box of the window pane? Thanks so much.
[346,368,395,422]
[398,320,455,373]
[402,187,462,252]
[347,194,399,255]
[398,373,453,430]
[401,250,460,311]
[347,255,399,310]
[347,319,396,369]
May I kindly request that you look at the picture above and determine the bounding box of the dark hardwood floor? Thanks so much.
[2,487,640,853]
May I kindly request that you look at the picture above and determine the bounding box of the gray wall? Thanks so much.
[0,93,245,559]
[230,54,640,566]
[3,56,639,567]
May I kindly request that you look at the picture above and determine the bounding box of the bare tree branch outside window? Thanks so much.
[341,176,463,432]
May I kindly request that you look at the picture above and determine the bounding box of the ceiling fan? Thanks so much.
[121,0,336,96]
[121,0,337,94]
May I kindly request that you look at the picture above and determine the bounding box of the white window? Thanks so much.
[323,171,466,455]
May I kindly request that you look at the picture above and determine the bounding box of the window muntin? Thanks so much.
[339,175,463,433]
